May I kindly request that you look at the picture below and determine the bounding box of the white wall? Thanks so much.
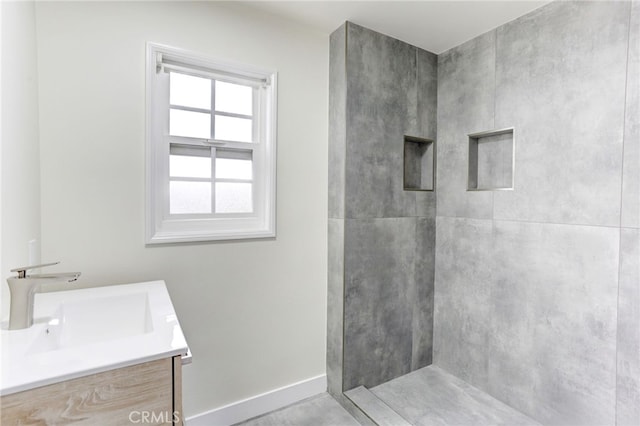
[34,1,328,417]
[1,0,42,321]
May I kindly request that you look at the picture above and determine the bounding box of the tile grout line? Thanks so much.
[342,215,639,231]
[432,214,623,230]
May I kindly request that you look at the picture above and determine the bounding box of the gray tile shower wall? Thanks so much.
[328,22,438,393]
[436,30,495,219]
[433,1,639,425]
[343,23,417,219]
[433,217,494,386]
[493,0,630,227]
[329,1,638,422]
[617,228,640,426]
[327,218,345,396]
[622,1,640,229]
[415,49,438,218]
[328,24,347,221]
[327,24,347,397]
[616,3,640,422]
[434,217,620,425]
[411,217,436,371]
[343,217,435,389]
[343,218,416,388]
[617,5,639,421]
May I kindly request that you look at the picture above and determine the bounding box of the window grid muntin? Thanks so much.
[169,71,255,143]
[168,143,255,217]
[167,71,257,217]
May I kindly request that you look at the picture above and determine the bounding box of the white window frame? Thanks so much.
[146,43,277,244]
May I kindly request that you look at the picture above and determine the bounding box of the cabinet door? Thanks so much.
[1,358,173,425]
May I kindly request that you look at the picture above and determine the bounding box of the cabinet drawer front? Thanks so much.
[1,358,173,425]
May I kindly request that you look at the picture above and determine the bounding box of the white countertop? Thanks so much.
[1,280,190,396]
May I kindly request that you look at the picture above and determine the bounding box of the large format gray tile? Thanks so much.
[433,216,494,386]
[617,228,640,426]
[436,30,495,219]
[328,24,346,220]
[236,393,359,426]
[330,22,437,396]
[343,217,431,390]
[622,1,640,228]
[417,48,437,146]
[371,366,540,426]
[411,217,435,370]
[415,48,438,218]
[488,220,619,425]
[493,0,630,227]
[327,218,344,396]
[343,218,414,390]
[434,216,620,425]
[344,22,418,218]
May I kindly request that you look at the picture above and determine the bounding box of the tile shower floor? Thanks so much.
[368,365,541,426]
[238,366,540,426]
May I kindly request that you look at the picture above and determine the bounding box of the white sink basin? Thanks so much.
[1,281,189,396]
[29,292,153,353]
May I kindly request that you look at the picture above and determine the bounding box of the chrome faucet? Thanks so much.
[7,262,81,330]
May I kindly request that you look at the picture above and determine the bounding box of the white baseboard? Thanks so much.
[185,374,327,426]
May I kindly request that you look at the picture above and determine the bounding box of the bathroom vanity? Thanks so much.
[0,281,190,425]
[1,356,183,425]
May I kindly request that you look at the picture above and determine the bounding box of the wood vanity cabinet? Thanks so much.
[1,355,183,425]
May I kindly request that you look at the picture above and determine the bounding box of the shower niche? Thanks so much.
[404,136,435,191]
[467,127,514,191]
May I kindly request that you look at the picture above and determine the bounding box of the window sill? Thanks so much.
[146,216,275,244]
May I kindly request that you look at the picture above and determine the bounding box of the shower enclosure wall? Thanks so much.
[328,22,438,394]
[328,1,640,425]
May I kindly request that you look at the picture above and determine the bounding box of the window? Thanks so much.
[146,43,277,243]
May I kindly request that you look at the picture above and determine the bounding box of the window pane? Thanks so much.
[215,81,252,116]
[170,72,211,110]
[170,109,211,139]
[215,115,252,142]
[216,158,252,180]
[170,155,211,178]
[170,181,211,214]
[215,182,252,213]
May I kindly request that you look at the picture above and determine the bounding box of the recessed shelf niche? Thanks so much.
[467,127,514,191]
[404,136,435,191]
